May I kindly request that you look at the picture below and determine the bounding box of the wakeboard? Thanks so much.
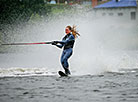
[58,71,68,77]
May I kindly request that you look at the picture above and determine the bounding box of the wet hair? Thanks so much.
[66,25,80,38]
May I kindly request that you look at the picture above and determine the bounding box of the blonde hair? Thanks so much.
[66,25,80,38]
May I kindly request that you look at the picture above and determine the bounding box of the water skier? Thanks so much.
[52,25,80,76]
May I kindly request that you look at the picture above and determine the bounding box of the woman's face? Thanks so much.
[65,27,71,34]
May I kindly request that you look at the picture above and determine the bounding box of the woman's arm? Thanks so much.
[52,41,64,49]
[55,43,64,49]
[52,34,74,49]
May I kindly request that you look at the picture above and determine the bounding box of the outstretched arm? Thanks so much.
[56,43,64,49]
[52,41,64,49]
[52,34,74,49]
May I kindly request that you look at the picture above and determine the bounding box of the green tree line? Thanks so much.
[0,0,53,26]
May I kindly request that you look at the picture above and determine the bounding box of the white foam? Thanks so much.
[0,67,56,77]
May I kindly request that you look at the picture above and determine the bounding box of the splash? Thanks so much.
[1,5,138,75]
[0,67,56,77]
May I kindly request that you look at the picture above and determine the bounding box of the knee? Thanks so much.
[61,57,67,64]
[60,58,64,64]
[61,59,64,65]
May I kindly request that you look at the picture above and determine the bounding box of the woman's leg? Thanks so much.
[61,48,72,75]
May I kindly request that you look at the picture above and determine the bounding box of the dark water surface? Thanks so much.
[0,69,138,102]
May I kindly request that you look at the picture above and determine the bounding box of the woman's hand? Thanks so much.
[52,41,58,45]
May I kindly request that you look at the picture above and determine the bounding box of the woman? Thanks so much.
[52,25,80,75]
